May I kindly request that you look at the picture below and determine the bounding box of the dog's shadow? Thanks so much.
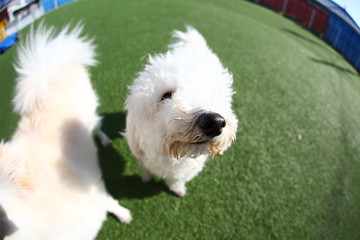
[96,112,168,200]
[99,112,127,140]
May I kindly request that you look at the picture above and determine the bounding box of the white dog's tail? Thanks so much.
[13,23,96,115]
[169,26,209,52]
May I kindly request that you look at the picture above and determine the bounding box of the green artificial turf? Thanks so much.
[1,0,360,239]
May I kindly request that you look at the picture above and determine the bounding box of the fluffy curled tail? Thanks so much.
[13,23,97,115]
[169,26,209,52]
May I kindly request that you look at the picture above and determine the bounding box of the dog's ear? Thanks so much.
[169,26,209,52]
[124,115,146,160]
[125,97,155,119]
[125,88,157,118]
[138,98,156,118]
[0,204,18,238]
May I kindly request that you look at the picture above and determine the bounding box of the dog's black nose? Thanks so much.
[197,112,226,138]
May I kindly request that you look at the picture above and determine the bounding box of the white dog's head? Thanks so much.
[125,26,238,160]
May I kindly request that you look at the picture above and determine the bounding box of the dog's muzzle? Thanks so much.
[197,112,226,139]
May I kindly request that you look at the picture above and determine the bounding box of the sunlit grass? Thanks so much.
[1,0,360,239]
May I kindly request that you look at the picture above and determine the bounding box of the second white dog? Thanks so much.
[124,27,238,197]
[0,24,131,240]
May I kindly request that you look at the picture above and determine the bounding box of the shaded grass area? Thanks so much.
[1,0,360,239]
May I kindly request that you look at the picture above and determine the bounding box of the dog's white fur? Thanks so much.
[124,27,238,197]
[0,24,131,240]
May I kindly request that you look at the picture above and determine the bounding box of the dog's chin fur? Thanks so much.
[0,24,131,240]
[124,26,238,197]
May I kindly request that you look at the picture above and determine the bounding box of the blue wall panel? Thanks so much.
[0,0,11,9]
[325,13,360,72]
[58,0,74,7]
[41,0,74,13]
[41,0,56,13]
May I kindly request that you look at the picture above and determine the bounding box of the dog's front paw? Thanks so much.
[141,171,152,182]
[166,179,187,197]
[113,206,132,224]
[172,185,187,198]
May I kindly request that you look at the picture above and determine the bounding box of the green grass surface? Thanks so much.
[1,0,360,239]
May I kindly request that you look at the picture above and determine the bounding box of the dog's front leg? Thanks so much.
[105,196,132,224]
[91,186,132,224]
[138,160,152,182]
[165,178,187,197]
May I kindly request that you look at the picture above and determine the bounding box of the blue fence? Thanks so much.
[0,0,11,9]
[58,0,74,6]
[41,0,55,13]
[325,13,360,72]
[250,0,360,73]
[41,0,75,13]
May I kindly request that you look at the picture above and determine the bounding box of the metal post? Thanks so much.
[334,27,342,47]
[308,9,316,29]
[282,0,288,13]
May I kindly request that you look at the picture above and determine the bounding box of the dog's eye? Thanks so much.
[161,91,174,101]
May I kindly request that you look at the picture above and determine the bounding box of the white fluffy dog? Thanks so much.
[0,25,131,240]
[124,27,238,197]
